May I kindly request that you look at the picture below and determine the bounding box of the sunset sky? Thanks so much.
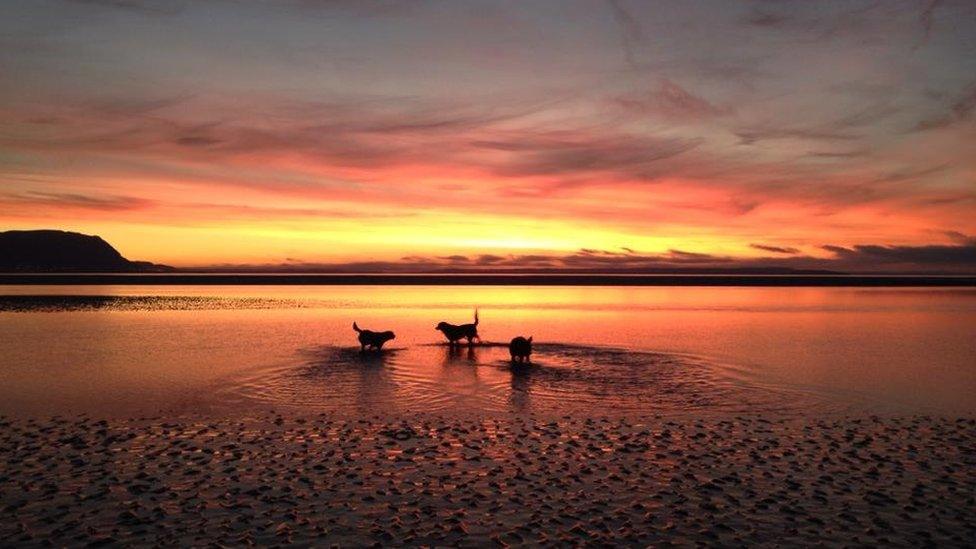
[1,0,975,271]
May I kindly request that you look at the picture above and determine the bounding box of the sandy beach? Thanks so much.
[2,413,973,547]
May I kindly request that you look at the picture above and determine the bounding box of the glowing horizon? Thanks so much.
[1,1,975,271]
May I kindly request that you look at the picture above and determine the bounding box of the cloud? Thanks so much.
[614,79,731,121]
[823,242,976,266]
[62,0,185,14]
[667,249,724,262]
[288,0,419,17]
[917,0,942,47]
[3,0,976,257]
[0,94,554,174]
[605,0,643,69]
[831,103,900,129]
[475,254,506,265]
[175,136,222,147]
[734,127,857,145]
[732,103,897,146]
[172,202,416,221]
[750,243,800,254]
[1,82,968,226]
[478,130,702,179]
[438,255,469,263]
[944,231,975,244]
[870,164,947,184]
[182,235,976,273]
[747,10,790,28]
[806,149,869,159]
[0,191,153,211]
[911,82,976,131]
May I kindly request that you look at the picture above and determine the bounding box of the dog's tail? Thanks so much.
[473,309,479,326]
[353,322,362,333]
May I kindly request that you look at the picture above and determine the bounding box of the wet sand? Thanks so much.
[2,414,974,546]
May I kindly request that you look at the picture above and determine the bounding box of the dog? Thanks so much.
[353,322,395,352]
[435,309,481,346]
[509,336,533,364]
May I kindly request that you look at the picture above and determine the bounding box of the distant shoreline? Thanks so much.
[1,273,975,286]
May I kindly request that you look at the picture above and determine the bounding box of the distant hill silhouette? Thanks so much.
[0,230,172,272]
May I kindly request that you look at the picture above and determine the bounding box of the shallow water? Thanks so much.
[0,285,974,417]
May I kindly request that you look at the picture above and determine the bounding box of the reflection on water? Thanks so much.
[280,346,402,414]
[0,285,974,417]
[222,341,822,416]
[443,344,479,365]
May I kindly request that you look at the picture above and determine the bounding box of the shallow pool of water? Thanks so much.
[1,285,973,417]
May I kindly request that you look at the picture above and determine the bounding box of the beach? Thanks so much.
[2,285,975,545]
[2,413,973,547]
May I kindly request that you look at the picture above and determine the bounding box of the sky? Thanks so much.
[1,0,975,272]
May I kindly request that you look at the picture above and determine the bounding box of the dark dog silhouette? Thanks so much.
[509,336,533,363]
[353,322,395,352]
[435,310,481,347]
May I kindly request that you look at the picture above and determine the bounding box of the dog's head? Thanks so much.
[435,321,450,332]
[377,331,396,343]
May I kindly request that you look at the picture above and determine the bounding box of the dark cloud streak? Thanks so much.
[911,82,976,132]
[917,0,942,48]
[605,0,643,69]
[62,0,185,15]
[751,244,800,254]
[614,79,730,121]
[0,191,153,211]
[824,242,976,266]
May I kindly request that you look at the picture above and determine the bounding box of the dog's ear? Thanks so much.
[527,336,533,343]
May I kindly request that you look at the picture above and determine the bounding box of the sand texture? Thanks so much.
[1,414,974,547]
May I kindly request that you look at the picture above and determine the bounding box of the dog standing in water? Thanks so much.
[509,336,533,364]
[435,310,481,347]
[353,322,395,352]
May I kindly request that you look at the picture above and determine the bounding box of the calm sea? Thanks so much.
[1,285,974,417]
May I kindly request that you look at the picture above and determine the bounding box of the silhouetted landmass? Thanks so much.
[2,229,973,284]
[0,230,172,272]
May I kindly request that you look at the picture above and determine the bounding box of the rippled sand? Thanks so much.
[2,414,973,546]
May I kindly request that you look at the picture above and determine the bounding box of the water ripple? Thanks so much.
[220,342,822,416]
